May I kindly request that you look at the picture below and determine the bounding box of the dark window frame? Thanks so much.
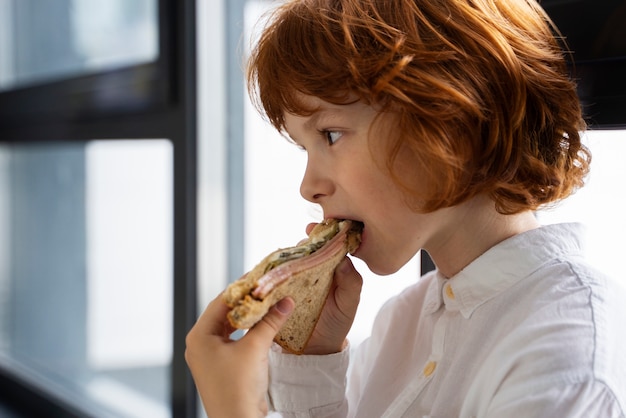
[0,0,198,416]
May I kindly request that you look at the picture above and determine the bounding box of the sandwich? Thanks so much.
[223,219,363,354]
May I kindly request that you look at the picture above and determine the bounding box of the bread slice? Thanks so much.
[223,219,362,354]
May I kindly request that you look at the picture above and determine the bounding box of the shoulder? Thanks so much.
[485,378,625,417]
[494,254,626,411]
[576,265,626,409]
[462,247,626,415]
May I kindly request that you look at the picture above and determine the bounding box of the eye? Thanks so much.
[321,130,343,145]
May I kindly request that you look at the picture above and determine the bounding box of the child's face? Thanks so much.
[283,94,446,275]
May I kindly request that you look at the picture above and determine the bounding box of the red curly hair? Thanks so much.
[246,0,590,214]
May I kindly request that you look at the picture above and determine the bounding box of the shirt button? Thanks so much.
[423,361,437,377]
[445,284,455,299]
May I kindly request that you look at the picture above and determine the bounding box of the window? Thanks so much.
[0,140,173,417]
[0,0,199,416]
[0,0,158,91]
[86,140,173,416]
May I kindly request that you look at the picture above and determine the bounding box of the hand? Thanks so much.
[185,293,295,418]
[301,223,364,355]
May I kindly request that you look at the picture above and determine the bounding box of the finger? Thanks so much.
[332,257,363,317]
[305,222,318,235]
[245,298,295,350]
[186,296,233,367]
[297,223,320,245]
[335,257,363,293]
[194,272,248,335]
[194,294,233,337]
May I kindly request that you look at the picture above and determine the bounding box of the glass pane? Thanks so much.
[537,129,626,288]
[0,139,173,417]
[0,0,158,90]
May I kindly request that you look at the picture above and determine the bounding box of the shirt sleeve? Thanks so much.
[267,343,350,418]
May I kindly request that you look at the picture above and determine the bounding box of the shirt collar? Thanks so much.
[423,270,447,314]
[424,223,586,319]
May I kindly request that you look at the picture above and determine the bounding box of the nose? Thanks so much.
[299,155,334,203]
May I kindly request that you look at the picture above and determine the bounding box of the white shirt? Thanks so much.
[267,223,626,417]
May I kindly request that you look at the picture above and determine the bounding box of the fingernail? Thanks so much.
[276,298,294,315]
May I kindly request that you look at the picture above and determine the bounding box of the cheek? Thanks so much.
[345,161,397,203]
[387,145,437,211]
[367,131,430,199]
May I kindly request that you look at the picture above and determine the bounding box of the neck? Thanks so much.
[425,196,541,278]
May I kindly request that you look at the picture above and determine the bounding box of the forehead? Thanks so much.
[284,91,384,118]
[287,91,359,113]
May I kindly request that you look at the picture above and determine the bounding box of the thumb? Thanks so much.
[335,257,363,293]
[333,257,363,319]
[246,297,295,348]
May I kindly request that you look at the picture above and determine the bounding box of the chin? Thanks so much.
[357,255,403,276]
[370,266,403,276]
[357,245,418,276]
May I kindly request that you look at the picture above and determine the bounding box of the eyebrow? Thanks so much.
[303,109,325,131]
[303,106,346,131]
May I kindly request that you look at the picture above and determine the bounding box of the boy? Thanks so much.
[186,0,626,416]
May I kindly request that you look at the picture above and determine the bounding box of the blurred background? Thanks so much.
[0,0,624,417]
